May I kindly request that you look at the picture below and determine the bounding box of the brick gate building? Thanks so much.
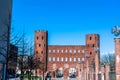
[34,30,101,79]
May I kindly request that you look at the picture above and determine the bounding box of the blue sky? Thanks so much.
[11,0,120,55]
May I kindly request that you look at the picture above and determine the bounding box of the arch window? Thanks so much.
[37,36,39,40]
[93,44,94,47]
[90,52,92,55]
[90,36,92,40]
[36,51,38,54]
[39,44,41,47]
[41,51,43,54]
[41,36,44,40]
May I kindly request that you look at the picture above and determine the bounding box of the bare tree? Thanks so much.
[101,53,115,71]
[17,31,30,79]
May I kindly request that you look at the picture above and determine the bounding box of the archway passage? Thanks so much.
[69,68,77,78]
[56,68,63,78]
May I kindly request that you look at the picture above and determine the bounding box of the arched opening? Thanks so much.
[56,68,63,78]
[69,68,76,78]
[46,71,52,79]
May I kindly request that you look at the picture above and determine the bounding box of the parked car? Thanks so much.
[7,74,20,80]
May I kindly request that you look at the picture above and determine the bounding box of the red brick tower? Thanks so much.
[86,34,100,48]
[34,30,48,75]
[86,34,100,80]
[86,34,100,62]
[115,38,120,80]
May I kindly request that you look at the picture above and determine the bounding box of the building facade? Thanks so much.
[34,30,101,79]
[115,38,120,80]
[34,30,48,74]
[8,44,18,74]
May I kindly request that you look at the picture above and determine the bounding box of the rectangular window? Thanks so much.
[78,58,80,62]
[61,50,64,53]
[82,58,84,62]
[49,57,51,61]
[53,57,55,61]
[70,58,72,62]
[78,50,80,53]
[53,50,55,53]
[69,50,72,53]
[49,50,51,53]
[37,36,39,40]
[57,57,59,61]
[74,58,76,62]
[61,57,64,62]
[66,50,68,53]
[82,50,85,54]
[74,50,76,54]
[57,50,59,53]
[66,57,68,62]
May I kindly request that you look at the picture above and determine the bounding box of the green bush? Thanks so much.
[23,75,39,79]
